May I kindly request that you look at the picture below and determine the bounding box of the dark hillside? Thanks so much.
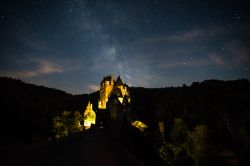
[130,79,250,165]
[130,79,250,140]
[0,77,250,165]
[0,77,94,146]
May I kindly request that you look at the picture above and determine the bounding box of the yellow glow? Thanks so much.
[98,76,131,109]
[118,97,123,103]
[84,102,96,129]
[132,120,148,131]
[98,78,114,109]
[159,121,165,133]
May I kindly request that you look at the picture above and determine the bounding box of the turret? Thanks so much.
[116,76,123,86]
[84,101,96,130]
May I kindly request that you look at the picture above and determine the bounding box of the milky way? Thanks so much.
[0,0,249,94]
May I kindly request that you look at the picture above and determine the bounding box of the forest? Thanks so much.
[0,77,249,166]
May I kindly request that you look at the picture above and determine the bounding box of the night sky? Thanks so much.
[0,0,249,94]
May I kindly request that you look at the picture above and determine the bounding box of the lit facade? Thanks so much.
[83,75,146,131]
[98,75,130,109]
[83,102,96,130]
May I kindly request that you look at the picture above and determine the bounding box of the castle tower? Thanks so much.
[116,76,130,103]
[98,75,115,109]
[84,102,96,130]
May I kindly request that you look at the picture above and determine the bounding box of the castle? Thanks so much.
[98,75,130,109]
[83,75,131,129]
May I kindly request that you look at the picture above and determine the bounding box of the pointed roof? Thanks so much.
[84,101,94,115]
[116,76,123,86]
[86,101,92,110]
[84,101,96,125]
[100,75,114,84]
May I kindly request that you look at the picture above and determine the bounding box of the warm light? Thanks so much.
[118,97,123,103]
[84,102,96,129]
[132,120,148,131]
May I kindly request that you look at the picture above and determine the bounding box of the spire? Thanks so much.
[86,101,91,110]
[116,76,123,86]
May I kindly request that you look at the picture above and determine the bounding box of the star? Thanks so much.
[235,13,240,21]
[0,0,249,94]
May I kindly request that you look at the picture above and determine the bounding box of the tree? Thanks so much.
[171,118,188,145]
[187,125,209,166]
[52,111,84,139]
[159,119,192,166]
[159,142,176,165]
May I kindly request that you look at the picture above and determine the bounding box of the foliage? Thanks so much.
[171,118,188,144]
[158,119,209,166]
[159,118,190,165]
[52,111,84,139]
[159,142,182,165]
[187,125,209,166]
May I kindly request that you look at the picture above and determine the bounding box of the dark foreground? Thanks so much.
[1,125,160,166]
